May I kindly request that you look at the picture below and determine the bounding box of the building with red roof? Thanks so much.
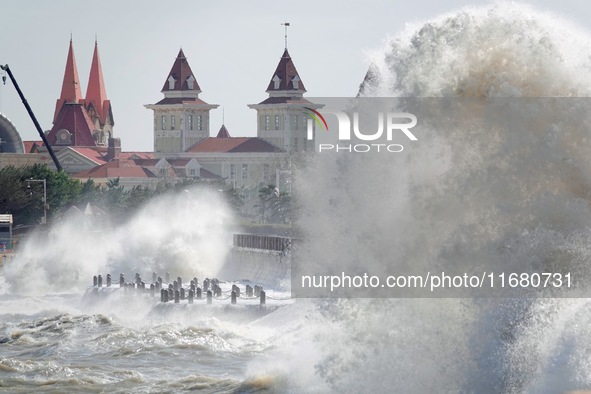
[41,39,118,174]
[145,49,219,155]
[248,48,321,153]
[4,38,315,203]
[143,45,320,192]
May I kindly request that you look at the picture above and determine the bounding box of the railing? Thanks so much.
[233,234,291,253]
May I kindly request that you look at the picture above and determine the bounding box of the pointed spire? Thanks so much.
[216,124,231,138]
[86,39,109,124]
[54,39,83,123]
[266,49,306,93]
[162,49,201,93]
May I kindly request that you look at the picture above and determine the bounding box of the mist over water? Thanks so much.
[291,2,591,393]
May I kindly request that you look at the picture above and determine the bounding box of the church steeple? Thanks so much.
[54,39,83,123]
[86,39,109,125]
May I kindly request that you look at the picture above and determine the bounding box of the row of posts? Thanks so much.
[92,272,266,305]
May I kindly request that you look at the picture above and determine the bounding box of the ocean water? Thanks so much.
[4,2,591,393]
[0,275,304,393]
[0,189,321,393]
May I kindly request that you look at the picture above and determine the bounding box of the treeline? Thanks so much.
[0,164,244,226]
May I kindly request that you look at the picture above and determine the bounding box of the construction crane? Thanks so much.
[1,64,63,172]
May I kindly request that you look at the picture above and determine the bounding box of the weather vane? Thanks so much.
[281,22,290,49]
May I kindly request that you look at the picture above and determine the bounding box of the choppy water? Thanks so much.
[0,275,309,393]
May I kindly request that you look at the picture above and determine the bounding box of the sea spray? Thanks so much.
[4,187,234,295]
[286,2,591,393]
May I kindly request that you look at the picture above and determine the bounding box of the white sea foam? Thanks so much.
[284,2,591,393]
[4,187,234,295]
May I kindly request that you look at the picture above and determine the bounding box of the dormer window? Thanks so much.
[187,75,196,90]
[168,75,176,90]
[292,75,300,89]
[272,75,281,89]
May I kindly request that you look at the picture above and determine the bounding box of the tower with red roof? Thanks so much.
[248,48,317,152]
[145,49,219,156]
[48,39,98,148]
[85,40,114,145]
[47,39,114,148]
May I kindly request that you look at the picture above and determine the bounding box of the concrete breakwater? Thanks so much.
[219,233,293,289]
[85,272,276,306]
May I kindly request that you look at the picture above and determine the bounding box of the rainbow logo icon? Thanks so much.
[303,107,328,131]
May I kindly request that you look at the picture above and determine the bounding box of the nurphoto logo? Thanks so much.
[305,101,418,153]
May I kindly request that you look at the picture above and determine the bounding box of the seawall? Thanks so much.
[218,234,292,289]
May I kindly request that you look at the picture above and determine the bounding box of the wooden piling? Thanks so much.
[260,290,266,305]
[93,275,97,287]
[106,274,112,287]
[207,290,212,304]
[98,275,103,288]
[120,273,124,287]
[231,290,237,304]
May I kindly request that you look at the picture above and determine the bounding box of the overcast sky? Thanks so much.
[1,0,590,151]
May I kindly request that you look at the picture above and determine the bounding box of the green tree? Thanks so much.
[0,166,34,225]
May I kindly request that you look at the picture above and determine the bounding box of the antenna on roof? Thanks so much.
[281,22,290,49]
[222,106,225,124]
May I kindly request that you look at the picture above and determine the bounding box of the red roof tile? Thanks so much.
[23,141,44,153]
[69,147,109,164]
[162,49,201,92]
[48,103,97,147]
[73,157,221,180]
[54,40,83,123]
[216,125,231,138]
[257,97,313,105]
[154,97,209,105]
[187,137,283,153]
[74,159,157,179]
[85,41,111,125]
[266,49,306,92]
[119,152,154,160]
